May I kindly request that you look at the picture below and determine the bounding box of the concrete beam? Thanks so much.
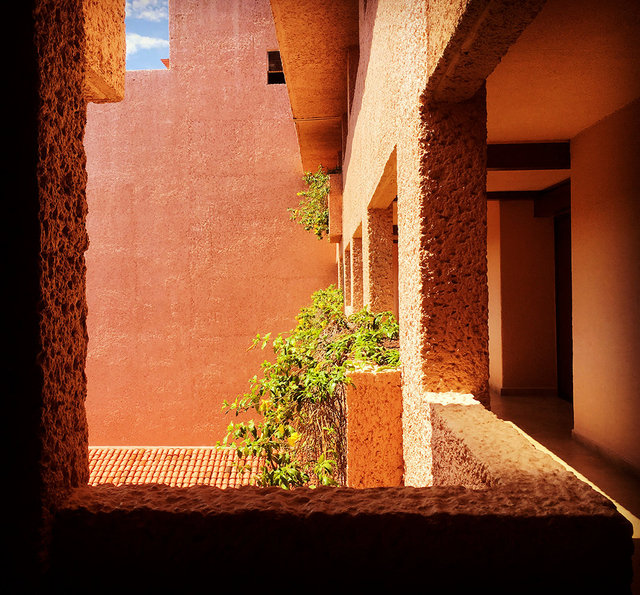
[487,142,570,171]
[426,0,546,103]
[83,0,126,103]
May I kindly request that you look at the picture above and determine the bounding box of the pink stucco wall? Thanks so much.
[84,0,335,445]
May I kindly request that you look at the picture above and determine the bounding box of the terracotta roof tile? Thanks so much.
[88,446,262,488]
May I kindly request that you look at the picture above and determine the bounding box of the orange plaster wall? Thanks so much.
[499,200,557,392]
[345,367,403,488]
[83,0,125,103]
[571,98,640,471]
[84,0,335,445]
[487,200,503,395]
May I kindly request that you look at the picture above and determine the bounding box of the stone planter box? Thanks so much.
[345,365,403,488]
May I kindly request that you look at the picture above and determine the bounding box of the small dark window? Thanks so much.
[267,50,285,85]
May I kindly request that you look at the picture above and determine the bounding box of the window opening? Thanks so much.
[267,50,285,84]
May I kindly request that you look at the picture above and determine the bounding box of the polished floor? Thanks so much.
[490,393,640,592]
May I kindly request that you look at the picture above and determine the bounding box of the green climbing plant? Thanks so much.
[288,166,330,239]
[221,285,399,489]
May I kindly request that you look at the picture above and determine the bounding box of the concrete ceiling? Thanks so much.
[272,0,639,190]
[487,0,640,143]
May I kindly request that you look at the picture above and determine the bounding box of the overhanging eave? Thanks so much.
[270,0,358,172]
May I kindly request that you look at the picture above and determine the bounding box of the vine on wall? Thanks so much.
[221,286,399,488]
[288,166,330,240]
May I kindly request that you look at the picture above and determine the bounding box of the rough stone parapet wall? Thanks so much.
[51,396,633,590]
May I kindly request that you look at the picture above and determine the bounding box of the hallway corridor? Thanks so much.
[491,393,640,591]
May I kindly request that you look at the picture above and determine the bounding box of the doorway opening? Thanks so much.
[554,208,573,402]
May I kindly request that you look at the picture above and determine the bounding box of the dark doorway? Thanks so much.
[554,211,573,402]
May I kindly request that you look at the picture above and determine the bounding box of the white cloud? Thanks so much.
[126,0,168,22]
[126,32,170,56]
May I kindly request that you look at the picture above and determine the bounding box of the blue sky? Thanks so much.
[125,0,170,70]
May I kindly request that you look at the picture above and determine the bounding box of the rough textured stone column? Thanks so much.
[363,205,395,313]
[328,174,343,243]
[343,246,352,306]
[399,86,489,486]
[337,244,343,291]
[351,237,363,310]
[10,0,93,582]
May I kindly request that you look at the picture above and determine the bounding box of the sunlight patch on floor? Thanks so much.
[505,421,640,538]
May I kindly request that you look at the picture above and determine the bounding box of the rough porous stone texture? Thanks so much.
[8,0,98,583]
[343,245,352,305]
[340,2,490,485]
[363,204,395,313]
[328,173,343,242]
[346,367,403,487]
[350,236,364,309]
[426,0,547,102]
[416,89,489,402]
[337,244,344,290]
[83,0,125,103]
[431,402,492,489]
[49,401,633,590]
[35,0,90,553]
[401,90,489,485]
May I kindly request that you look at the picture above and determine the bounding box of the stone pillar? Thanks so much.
[363,204,395,313]
[337,244,343,291]
[351,237,363,310]
[343,245,352,306]
[399,86,489,486]
[328,174,343,243]
[10,0,112,581]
